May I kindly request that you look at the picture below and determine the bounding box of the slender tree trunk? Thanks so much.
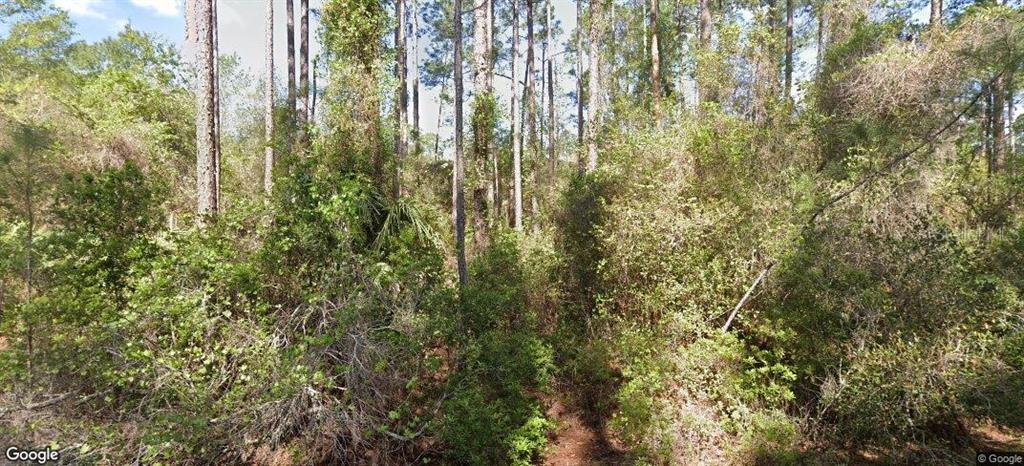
[413,0,421,157]
[454,0,468,285]
[1008,71,1016,159]
[994,74,1007,172]
[539,3,546,158]
[816,2,825,75]
[396,0,408,199]
[194,0,218,222]
[311,55,318,121]
[930,0,942,28]
[472,0,492,251]
[298,0,309,145]
[526,0,537,163]
[576,0,584,148]
[547,0,555,174]
[513,0,523,231]
[586,0,603,172]
[784,0,793,102]
[264,0,274,195]
[213,0,222,208]
[436,72,448,158]
[286,0,295,128]
[697,0,715,105]
[489,0,500,222]
[650,0,661,123]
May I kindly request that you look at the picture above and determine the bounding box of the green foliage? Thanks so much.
[439,236,555,465]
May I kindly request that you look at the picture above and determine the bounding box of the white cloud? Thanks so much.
[53,0,107,19]
[130,0,181,17]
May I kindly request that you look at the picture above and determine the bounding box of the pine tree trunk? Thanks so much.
[576,0,584,148]
[193,0,218,223]
[586,0,602,172]
[525,0,537,165]
[454,0,468,285]
[650,0,661,123]
[298,0,309,145]
[413,0,421,157]
[264,0,274,195]
[930,0,942,28]
[994,74,1006,173]
[472,0,491,251]
[513,0,523,231]
[286,0,295,129]
[1008,71,1015,159]
[547,0,555,174]
[697,0,715,105]
[213,0,222,208]
[784,0,793,102]
[396,0,408,199]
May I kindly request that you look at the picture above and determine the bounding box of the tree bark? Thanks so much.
[586,0,603,172]
[547,0,555,174]
[576,0,584,148]
[930,0,942,28]
[472,0,492,251]
[1008,71,1016,159]
[650,0,661,123]
[454,0,468,285]
[193,0,218,223]
[697,0,715,105]
[513,0,523,231]
[264,0,274,195]
[525,0,537,165]
[994,74,1006,172]
[213,0,222,208]
[413,0,421,157]
[286,0,295,128]
[298,0,309,145]
[396,0,408,199]
[784,0,793,102]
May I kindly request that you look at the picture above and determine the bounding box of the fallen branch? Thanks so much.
[721,263,775,333]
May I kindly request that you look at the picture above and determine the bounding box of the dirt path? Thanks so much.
[543,399,626,466]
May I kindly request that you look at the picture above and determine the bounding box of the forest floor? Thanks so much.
[542,396,626,465]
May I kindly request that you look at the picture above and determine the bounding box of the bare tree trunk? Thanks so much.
[586,0,603,172]
[472,0,492,251]
[650,0,661,123]
[994,74,1007,172]
[454,0,468,285]
[413,0,421,157]
[513,0,523,231]
[930,0,942,28]
[525,0,537,164]
[298,0,309,146]
[697,0,715,105]
[264,0,274,195]
[1008,71,1016,159]
[213,0,222,208]
[547,0,555,174]
[784,0,793,102]
[489,0,500,222]
[286,0,295,128]
[576,0,584,149]
[311,55,318,122]
[815,2,825,75]
[396,0,408,199]
[435,72,448,158]
[193,0,218,223]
